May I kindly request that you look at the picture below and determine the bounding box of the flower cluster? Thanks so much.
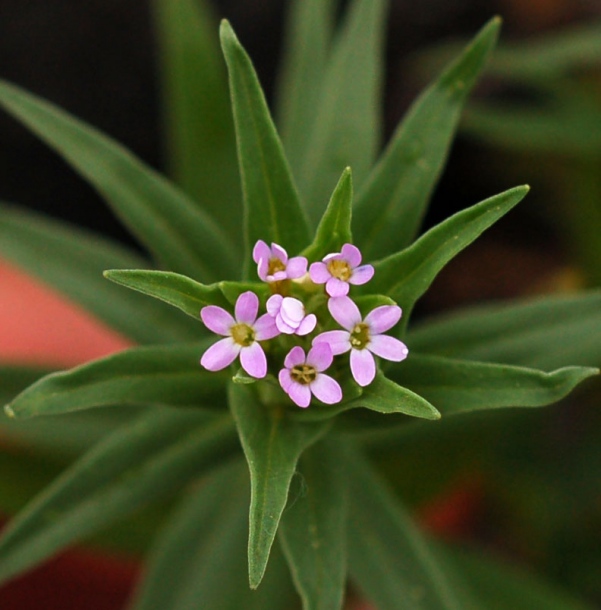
[200,240,408,408]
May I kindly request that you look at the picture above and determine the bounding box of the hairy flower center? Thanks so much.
[350,323,370,350]
[268,258,286,276]
[230,323,255,347]
[327,259,352,281]
[290,364,317,385]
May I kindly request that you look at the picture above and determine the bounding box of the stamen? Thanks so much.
[327,259,352,281]
[268,258,286,276]
[290,364,317,385]
[350,323,370,350]
[230,323,255,347]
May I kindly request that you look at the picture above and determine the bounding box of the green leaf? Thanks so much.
[390,354,599,415]
[347,448,467,609]
[0,409,239,585]
[220,20,311,272]
[0,80,238,281]
[152,0,241,242]
[369,185,529,325]
[354,17,501,259]
[104,269,231,319]
[228,383,331,589]
[131,460,298,610]
[279,439,349,610]
[297,0,387,222]
[408,291,601,369]
[301,167,353,261]
[276,0,336,167]
[0,203,195,344]
[5,342,226,419]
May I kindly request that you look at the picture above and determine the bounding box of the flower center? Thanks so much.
[268,258,286,276]
[230,323,255,347]
[290,364,317,385]
[327,259,352,281]
[350,323,370,350]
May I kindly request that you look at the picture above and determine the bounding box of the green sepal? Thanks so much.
[228,383,332,589]
[220,20,312,272]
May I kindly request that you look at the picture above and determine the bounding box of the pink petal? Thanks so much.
[311,374,342,404]
[364,305,402,334]
[341,243,361,267]
[240,342,267,378]
[368,335,409,362]
[200,337,240,371]
[286,256,308,279]
[349,264,374,286]
[296,314,316,336]
[257,258,269,281]
[201,306,235,336]
[235,291,259,324]
[254,313,279,340]
[266,294,283,317]
[278,368,293,393]
[271,243,288,264]
[280,297,305,325]
[309,261,330,284]
[276,314,296,334]
[313,330,351,355]
[323,252,342,263]
[285,345,306,368]
[328,296,361,330]
[268,270,288,282]
[350,348,376,387]
[307,342,334,372]
[325,277,349,297]
[288,382,312,408]
[252,240,270,264]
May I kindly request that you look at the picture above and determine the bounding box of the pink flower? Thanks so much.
[200,291,278,378]
[309,243,374,297]
[313,296,408,387]
[266,294,316,335]
[252,240,308,283]
[278,344,342,408]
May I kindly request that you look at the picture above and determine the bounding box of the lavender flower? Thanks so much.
[314,296,408,387]
[253,240,308,283]
[266,294,316,335]
[309,243,374,297]
[278,344,342,408]
[200,291,278,378]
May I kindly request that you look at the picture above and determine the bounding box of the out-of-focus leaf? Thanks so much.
[279,439,348,610]
[0,203,195,343]
[347,448,470,609]
[131,460,298,610]
[407,291,601,369]
[153,0,241,243]
[5,342,226,419]
[0,409,239,585]
[220,21,311,272]
[297,0,386,223]
[276,0,336,168]
[0,80,238,281]
[354,17,500,259]
[301,167,353,262]
[228,383,331,589]
[390,354,598,415]
[368,186,528,326]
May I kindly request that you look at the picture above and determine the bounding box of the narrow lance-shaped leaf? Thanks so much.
[276,0,336,168]
[0,203,195,344]
[407,290,601,370]
[354,17,501,260]
[279,439,349,610]
[389,353,599,416]
[152,0,241,241]
[0,80,238,281]
[368,185,529,328]
[347,448,469,610]
[131,460,298,610]
[4,342,226,419]
[301,167,353,262]
[228,382,331,589]
[297,0,387,222]
[220,20,312,273]
[0,410,239,586]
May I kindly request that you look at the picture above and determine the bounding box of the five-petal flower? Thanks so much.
[253,240,308,283]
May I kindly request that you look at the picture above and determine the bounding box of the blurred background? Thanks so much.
[0,0,600,608]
